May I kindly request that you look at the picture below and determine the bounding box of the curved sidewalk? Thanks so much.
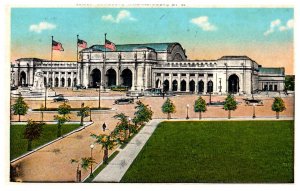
[92,117,294,183]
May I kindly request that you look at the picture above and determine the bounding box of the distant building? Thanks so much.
[11,42,285,94]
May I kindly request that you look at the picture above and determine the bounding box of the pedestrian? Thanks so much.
[102,122,106,132]
[162,92,165,99]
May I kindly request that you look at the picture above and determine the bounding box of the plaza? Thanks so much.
[10,88,294,182]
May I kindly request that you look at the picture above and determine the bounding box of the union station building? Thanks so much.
[11,42,285,95]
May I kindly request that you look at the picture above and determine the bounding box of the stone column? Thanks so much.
[46,71,49,86]
[186,73,190,92]
[169,73,172,91]
[195,73,199,93]
[64,70,67,87]
[178,73,181,91]
[152,72,156,88]
[58,72,61,87]
[203,73,208,93]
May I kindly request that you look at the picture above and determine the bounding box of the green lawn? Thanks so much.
[121,121,294,183]
[10,124,81,160]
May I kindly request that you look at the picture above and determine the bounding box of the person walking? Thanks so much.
[102,122,106,132]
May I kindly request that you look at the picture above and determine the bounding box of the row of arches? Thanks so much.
[156,79,213,93]
[156,74,239,93]
[44,77,77,87]
[90,68,133,88]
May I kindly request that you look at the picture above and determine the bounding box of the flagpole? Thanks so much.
[76,34,79,88]
[50,36,53,88]
[103,33,107,89]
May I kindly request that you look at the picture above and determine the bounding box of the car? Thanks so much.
[75,84,86,90]
[114,98,134,105]
[53,96,69,102]
[243,98,263,106]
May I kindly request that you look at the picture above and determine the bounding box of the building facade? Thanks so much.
[11,42,285,95]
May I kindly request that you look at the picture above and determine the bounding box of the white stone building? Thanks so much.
[11,42,285,95]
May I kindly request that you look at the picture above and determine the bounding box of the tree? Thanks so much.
[272,97,286,119]
[71,157,96,182]
[132,100,153,128]
[12,94,29,122]
[24,119,45,151]
[284,75,294,91]
[90,133,120,164]
[223,94,238,119]
[113,113,135,141]
[194,96,207,120]
[161,98,176,119]
[54,114,70,137]
[58,102,71,117]
[77,103,90,126]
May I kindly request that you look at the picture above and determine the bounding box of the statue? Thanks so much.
[31,70,45,91]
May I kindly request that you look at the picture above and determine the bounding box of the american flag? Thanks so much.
[104,39,116,51]
[52,40,64,51]
[77,39,87,49]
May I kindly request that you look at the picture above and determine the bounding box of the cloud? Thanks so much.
[279,19,294,31]
[264,19,293,36]
[29,21,56,33]
[190,16,217,31]
[102,10,136,23]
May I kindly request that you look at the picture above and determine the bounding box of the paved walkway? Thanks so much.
[92,117,294,182]
[92,119,162,182]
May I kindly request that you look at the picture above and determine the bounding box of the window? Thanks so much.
[173,73,177,76]
[190,73,195,76]
[61,72,65,74]
[165,73,169,77]
[208,74,213,77]
[181,74,186,76]
[68,72,71,74]
[55,72,59,74]
[199,73,204,77]
[157,73,161,76]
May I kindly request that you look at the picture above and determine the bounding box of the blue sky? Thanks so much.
[11,8,294,73]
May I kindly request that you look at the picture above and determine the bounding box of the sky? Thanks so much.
[10,8,294,74]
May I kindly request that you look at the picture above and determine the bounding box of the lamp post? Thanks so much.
[127,117,131,139]
[208,82,212,105]
[252,103,256,119]
[186,104,189,119]
[90,144,94,177]
[98,82,101,109]
[44,83,48,109]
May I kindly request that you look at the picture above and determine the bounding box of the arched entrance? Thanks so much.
[68,78,71,87]
[20,71,26,86]
[189,80,195,92]
[181,80,186,91]
[198,80,204,94]
[121,69,132,88]
[106,68,117,87]
[207,80,213,93]
[90,68,101,88]
[55,77,59,87]
[228,74,239,93]
[163,80,169,92]
[61,78,65,87]
[172,80,178,91]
